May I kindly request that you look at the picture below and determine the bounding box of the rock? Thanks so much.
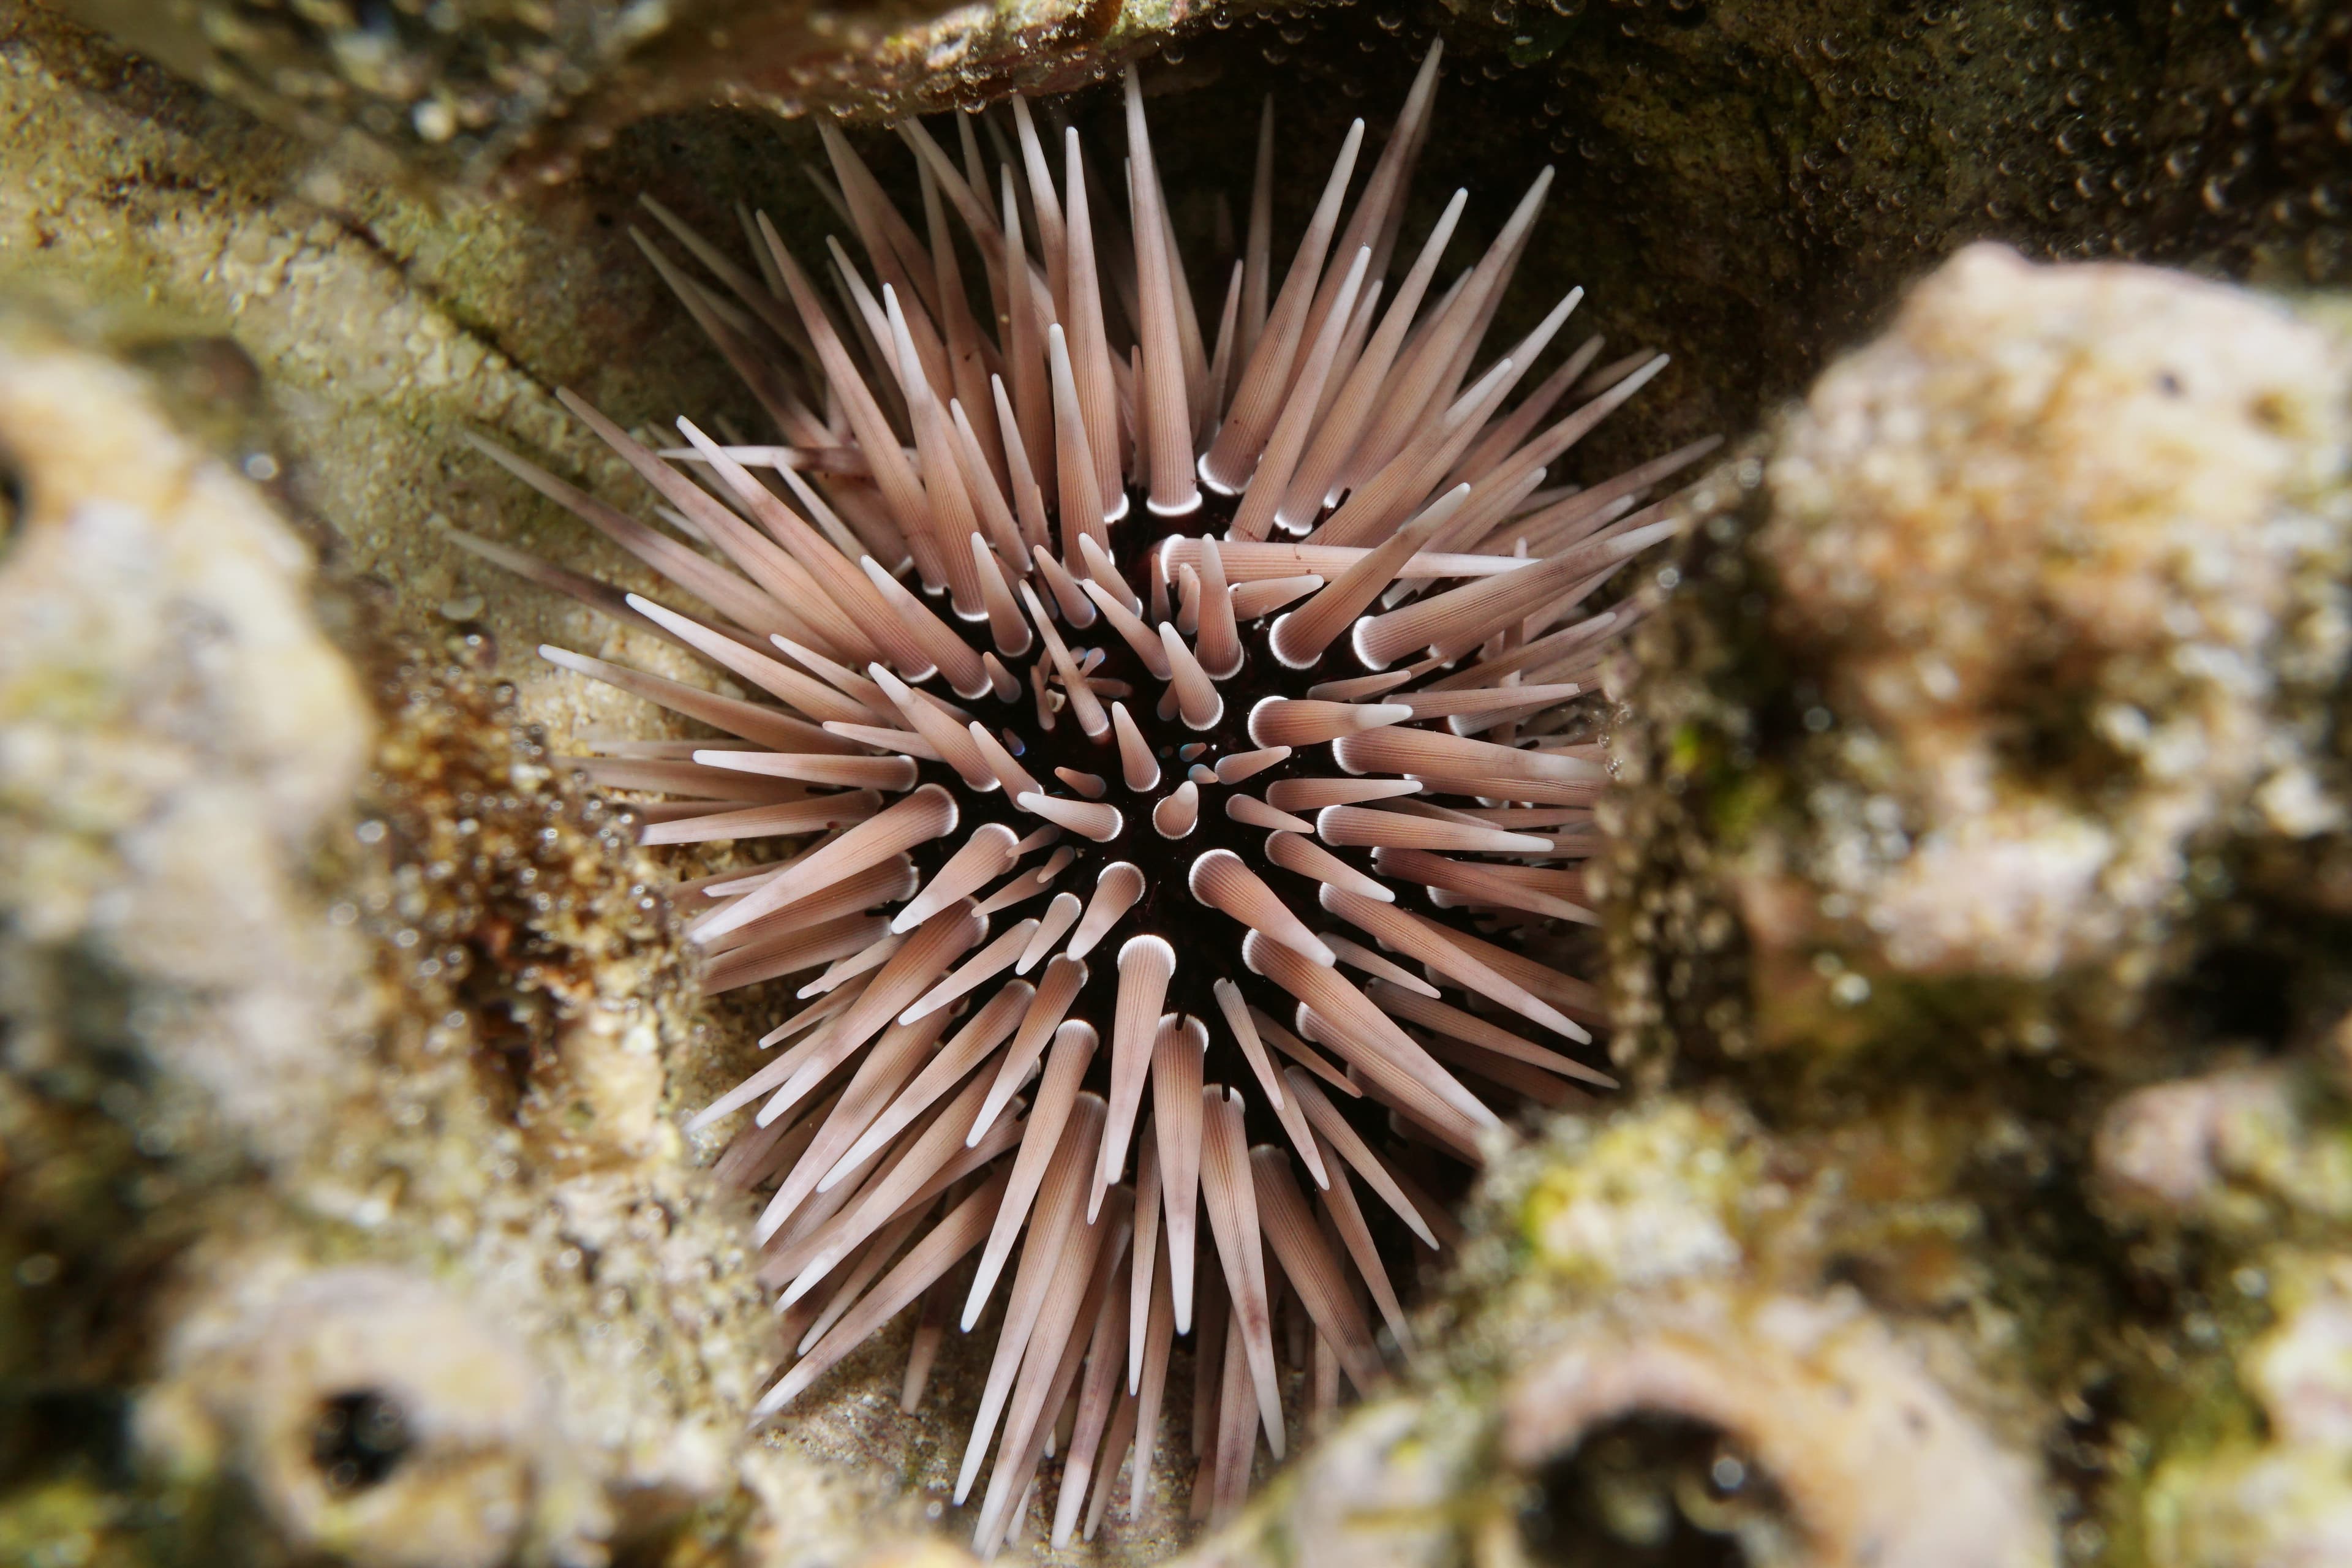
[40,0,2352,500]
[0,315,372,1153]
[1589,241,2352,1568]
[138,1262,605,1568]
[1186,1398,1474,1568]
[0,317,902,1566]
[2140,1256,2352,1568]
[1498,1289,2051,1568]
[1605,246,2352,1068]
[1516,1099,1754,1291]
[1186,1094,2056,1568]
[43,0,1212,186]
[2093,1064,2352,1232]
[2246,1260,2352,1453]
[1759,243,2350,981]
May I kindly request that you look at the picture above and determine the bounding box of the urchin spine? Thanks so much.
[462,40,1709,1553]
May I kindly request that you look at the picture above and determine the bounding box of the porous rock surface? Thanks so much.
[0,319,927,1566]
[1606,242,2350,1064]
[0,317,372,1152]
[1580,246,2351,1568]
[1758,244,2347,982]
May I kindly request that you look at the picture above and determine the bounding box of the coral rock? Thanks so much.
[2093,1063,2352,1232]
[0,317,371,1151]
[1607,245,2351,1069]
[139,1262,605,1568]
[1500,1289,2054,1568]
[1759,243,2351,979]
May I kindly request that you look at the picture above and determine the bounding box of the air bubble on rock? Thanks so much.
[412,99,457,142]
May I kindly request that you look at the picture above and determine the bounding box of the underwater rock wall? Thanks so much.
[2,0,2350,1565]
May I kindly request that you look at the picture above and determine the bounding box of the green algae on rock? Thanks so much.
[2139,1250,2352,1567]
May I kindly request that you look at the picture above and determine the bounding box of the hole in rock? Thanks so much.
[0,455,22,558]
[311,1389,413,1494]
[1519,1413,1792,1568]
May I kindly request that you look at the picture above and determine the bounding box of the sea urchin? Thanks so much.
[459,44,1714,1553]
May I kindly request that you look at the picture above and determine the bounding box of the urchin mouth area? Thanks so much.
[463,40,1697,1556]
[905,505,1338,1025]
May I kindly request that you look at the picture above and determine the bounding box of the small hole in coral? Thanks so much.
[0,456,23,557]
[1519,1414,1789,1567]
[2169,940,2297,1049]
[310,1389,412,1494]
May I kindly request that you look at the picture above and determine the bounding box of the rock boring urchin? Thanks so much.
[461,45,1713,1551]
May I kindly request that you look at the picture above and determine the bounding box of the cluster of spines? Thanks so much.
[458,42,1713,1554]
